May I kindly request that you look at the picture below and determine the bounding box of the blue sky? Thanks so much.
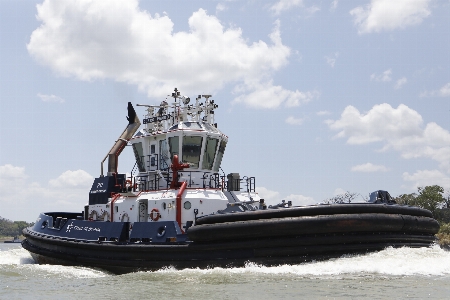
[1,0,449,222]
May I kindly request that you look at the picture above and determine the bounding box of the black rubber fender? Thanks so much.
[195,204,434,225]
[188,213,440,242]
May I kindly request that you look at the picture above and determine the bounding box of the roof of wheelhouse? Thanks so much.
[132,121,227,139]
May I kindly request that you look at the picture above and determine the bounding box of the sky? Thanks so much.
[0,0,449,222]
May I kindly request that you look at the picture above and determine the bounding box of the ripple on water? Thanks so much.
[1,244,450,300]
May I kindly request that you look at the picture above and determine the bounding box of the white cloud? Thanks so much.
[420,82,450,97]
[440,83,450,96]
[28,1,301,109]
[232,80,319,109]
[270,0,304,15]
[317,110,331,116]
[351,163,389,172]
[270,0,319,16]
[257,186,314,206]
[285,194,316,205]
[256,186,281,205]
[394,77,407,89]
[325,52,339,68]
[403,169,450,190]
[0,164,28,180]
[327,103,450,172]
[216,3,227,14]
[305,5,321,15]
[370,69,392,82]
[285,116,303,125]
[37,93,65,103]
[48,170,94,188]
[330,0,338,12]
[294,50,303,62]
[0,165,94,221]
[350,0,431,34]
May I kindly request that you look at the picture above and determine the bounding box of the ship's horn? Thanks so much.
[101,102,141,176]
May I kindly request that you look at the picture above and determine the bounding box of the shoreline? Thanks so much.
[0,236,23,243]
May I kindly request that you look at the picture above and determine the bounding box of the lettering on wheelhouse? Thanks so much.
[90,189,107,194]
[143,114,171,124]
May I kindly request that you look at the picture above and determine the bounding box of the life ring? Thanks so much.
[89,210,99,221]
[150,208,161,221]
[121,213,130,222]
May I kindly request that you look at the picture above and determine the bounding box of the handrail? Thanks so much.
[128,169,255,193]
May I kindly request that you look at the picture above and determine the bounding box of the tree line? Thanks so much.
[394,185,450,223]
[323,185,450,223]
[0,217,34,237]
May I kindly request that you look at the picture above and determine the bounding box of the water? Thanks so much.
[1,243,450,299]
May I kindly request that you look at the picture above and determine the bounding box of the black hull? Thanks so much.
[22,204,440,274]
[23,231,436,274]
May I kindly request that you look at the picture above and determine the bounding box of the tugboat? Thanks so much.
[4,236,22,243]
[22,88,440,274]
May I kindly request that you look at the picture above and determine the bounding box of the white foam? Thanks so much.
[33,264,108,279]
[153,245,450,278]
[0,247,34,265]
[3,245,449,278]
[0,247,107,278]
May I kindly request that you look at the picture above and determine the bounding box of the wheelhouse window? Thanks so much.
[182,136,203,169]
[213,140,227,172]
[202,137,218,170]
[159,139,170,170]
[168,136,179,160]
[132,142,146,172]
[150,144,156,167]
[202,123,218,133]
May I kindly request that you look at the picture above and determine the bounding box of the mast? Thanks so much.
[101,102,141,176]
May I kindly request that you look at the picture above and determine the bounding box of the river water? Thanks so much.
[1,243,450,299]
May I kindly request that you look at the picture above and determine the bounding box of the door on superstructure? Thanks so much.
[138,199,148,222]
[149,143,157,171]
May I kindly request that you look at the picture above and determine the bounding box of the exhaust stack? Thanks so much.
[101,102,141,176]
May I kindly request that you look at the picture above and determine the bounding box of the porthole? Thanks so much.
[184,201,192,210]
[157,226,166,237]
[41,220,48,229]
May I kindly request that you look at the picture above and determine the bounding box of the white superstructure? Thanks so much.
[87,88,261,232]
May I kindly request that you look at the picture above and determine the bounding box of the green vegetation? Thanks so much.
[393,185,450,223]
[394,185,450,247]
[0,217,34,239]
[436,223,450,247]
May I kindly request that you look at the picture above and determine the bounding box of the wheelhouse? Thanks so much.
[128,92,231,191]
